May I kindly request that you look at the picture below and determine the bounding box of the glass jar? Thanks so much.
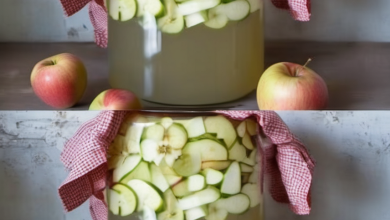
[105,112,264,220]
[108,0,264,105]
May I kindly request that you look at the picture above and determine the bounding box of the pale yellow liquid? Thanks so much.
[108,8,264,105]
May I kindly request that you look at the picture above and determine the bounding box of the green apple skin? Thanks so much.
[257,62,328,110]
[30,53,87,109]
[89,89,143,110]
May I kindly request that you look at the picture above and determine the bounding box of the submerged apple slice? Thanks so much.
[177,0,221,16]
[173,152,202,177]
[241,183,260,207]
[108,183,137,216]
[185,206,208,220]
[242,132,255,150]
[157,0,185,33]
[205,201,228,220]
[108,0,137,21]
[204,6,229,29]
[201,160,231,170]
[201,168,223,185]
[221,161,241,195]
[127,179,164,212]
[183,139,228,162]
[216,193,250,214]
[158,189,184,220]
[228,140,246,162]
[217,0,250,21]
[121,160,151,183]
[113,154,142,182]
[245,118,258,136]
[178,186,220,210]
[151,163,170,192]
[240,163,254,173]
[242,149,257,166]
[167,123,188,149]
[236,121,246,138]
[175,116,206,138]
[204,115,237,148]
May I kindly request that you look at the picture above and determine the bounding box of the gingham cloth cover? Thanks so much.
[58,0,311,48]
[58,110,315,220]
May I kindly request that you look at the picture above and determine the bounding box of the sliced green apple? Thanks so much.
[242,149,257,166]
[204,7,229,29]
[167,123,188,149]
[205,201,228,220]
[158,189,184,220]
[245,118,258,136]
[236,121,246,138]
[242,132,255,150]
[145,0,165,16]
[113,154,142,182]
[204,115,237,149]
[178,186,220,210]
[218,0,250,21]
[241,183,260,208]
[151,163,170,192]
[108,183,137,216]
[240,163,254,173]
[185,206,208,220]
[183,139,228,162]
[228,140,246,162]
[177,0,220,16]
[201,160,231,170]
[172,152,202,177]
[216,193,250,214]
[172,174,205,197]
[175,116,206,138]
[201,168,223,185]
[221,161,241,195]
[157,0,185,34]
[184,11,208,28]
[108,0,137,21]
[121,160,151,183]
[127,179,164,212]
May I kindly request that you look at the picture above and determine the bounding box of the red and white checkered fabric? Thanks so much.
[58,0,311,48]
[58,110,315,220]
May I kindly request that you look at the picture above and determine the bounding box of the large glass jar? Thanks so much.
[108,0,264,105]
[105,112,264,220]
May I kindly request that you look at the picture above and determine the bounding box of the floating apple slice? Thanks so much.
[108,0,137,21]
[113,154,142,182]
[123,115,149,154]
[172,174,205,197]
[236,121,246,138]
[183,139,228,162]
[184,11,208,28]
[201,160,231,170]
[150,163,170,192]
[173,152,202,177]
[127,179,164,212]
[121,161,151,183]
[205,201,228,220]
[175,116,206,138]
[158,189,184,220]
[228,140,246,162]
[242,149,257,166]
[201,168,223,185]
[177,0,220,16]
[167,123,188,149]
[242,132,255,150]
[218,0,250,21]
[108,183,137,216]
[178,186,220,210]
[143,124,165,142]
[245,118,258,136]
[145,0,165,17]
[204,115,237,149]
[157,0,185,34]
[204,6,229,29]
[221,161,241,195]
[185,206,208,220]
[240,163,254,173]
[241,183,260,208]
[216,193,250,214]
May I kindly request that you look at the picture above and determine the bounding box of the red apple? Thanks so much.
[30,53,87,109]
[256,59,328,110]
[89,89,143,110]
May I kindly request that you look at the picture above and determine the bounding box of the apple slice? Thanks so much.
[108,154,126,170]
[172,179,191,197]
[151,163,170,192]
[158,189,185,220]
[242,149,257,166]
[185,206,208,220]
[121,161,151,183]
[201,168,223,185]
[108,0,137,21]
[113,154,142,182]
[242,132,255,150]
[205,202,228,220]
[204,7,229,29]
[228,140,246,162]
[240,163,254,173]
[201,160,231,170]
[216,193,250,214]
[236,121,246,138]
[217,0,250,21]
[159,160,183,186]
[221,161,241,195]
[123,115,149,154]
[145,0,165,16]
[183,139,228,162]
[157,0,185,34]
[248,162,259,183]
[175,116,206,138]
[108,183,137,216]
[167,123,188,149]
[143,124,165,142]
[184,11,207,28]
[177,0,221,16]
[241,183,260,208]
[178,186,220,210]
[204,115,237,149]
[173,152,202,177]
[245,118,258,136]
[127,179,164,212]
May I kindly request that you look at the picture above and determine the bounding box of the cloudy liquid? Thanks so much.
[108,7,264,105]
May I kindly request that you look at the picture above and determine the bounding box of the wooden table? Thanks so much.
[1,41,389,110]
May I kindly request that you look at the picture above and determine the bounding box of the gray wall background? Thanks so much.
[1,0,389,42]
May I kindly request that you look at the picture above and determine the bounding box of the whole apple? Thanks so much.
[256,60,328,110]
[89,89,143,110]
[30,53,87,109]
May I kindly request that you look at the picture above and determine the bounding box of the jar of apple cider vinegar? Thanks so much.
[108,0,264,105]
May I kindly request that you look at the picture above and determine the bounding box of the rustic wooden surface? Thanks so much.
[1,111,390,219]
[1,41,390,110]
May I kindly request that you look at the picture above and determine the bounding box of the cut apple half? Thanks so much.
[204,7,229,29]
[113,154,142,182]
[218,0,250,21]
[221,161,241,195]
[108,183,137,216]
[157,0,185,34]
[236,121,246,138]
[240,163,254,173]
[178,186,220,210]
[204,115,237,149]
[127,179,164,212]
[108,0,137,21]
[242,149,257,166]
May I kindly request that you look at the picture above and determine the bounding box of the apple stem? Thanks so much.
[295,58,312,76]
